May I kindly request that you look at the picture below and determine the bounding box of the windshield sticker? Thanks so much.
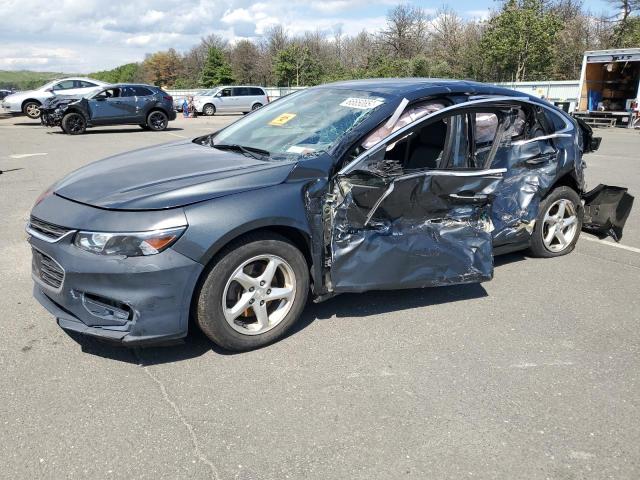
[340,97,384,110]
[269,113,297,126]
[286,145,315,154]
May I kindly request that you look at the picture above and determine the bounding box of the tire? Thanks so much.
[528,186,583,258]
[23,101,41,119]
[61,112,86,135]
[251,103,263,111]
[203,104,215,116]
[147,110,168,131]
[196,233,309,351]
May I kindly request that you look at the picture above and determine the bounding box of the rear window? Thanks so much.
[250,87,265,96]
[544,109,567,132]
[133,86,153,96]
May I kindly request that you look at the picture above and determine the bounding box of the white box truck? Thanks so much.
[576,48,640,126]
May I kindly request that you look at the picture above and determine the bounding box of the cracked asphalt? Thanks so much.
[1,114,639,479]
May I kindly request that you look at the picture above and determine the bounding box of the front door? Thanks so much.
[327,104,508,292]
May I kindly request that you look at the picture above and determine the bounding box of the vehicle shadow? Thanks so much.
[65,252,528,364]
[47,127,185,135]
[65,281,494,365]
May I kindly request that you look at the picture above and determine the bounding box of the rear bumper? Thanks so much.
[167,109,177,121]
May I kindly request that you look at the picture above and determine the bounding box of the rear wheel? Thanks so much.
[203,104,215,116]
[251,103,263,111]
[528,186,583,258]
[147,110,168,131]
[196,233,309,351]
[61,112,86,135]
[23,101,41,119]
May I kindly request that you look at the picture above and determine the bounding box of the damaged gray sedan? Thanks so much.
[28,79,633,351]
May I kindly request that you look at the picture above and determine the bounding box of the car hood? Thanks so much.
[53,140,297,211]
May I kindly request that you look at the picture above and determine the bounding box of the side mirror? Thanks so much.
[44,88,53,93]
[96,97,106,102]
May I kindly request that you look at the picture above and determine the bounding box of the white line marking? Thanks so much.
[582,235,640,254]
[9,153,48,159]
[165,132,187,138]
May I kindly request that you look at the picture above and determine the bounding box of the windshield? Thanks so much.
[202,88,220,96]
[212,88,387,160]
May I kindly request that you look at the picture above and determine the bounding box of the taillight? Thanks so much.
[267,96,270,103]
[164,95,173,102]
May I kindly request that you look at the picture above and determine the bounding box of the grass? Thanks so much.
[0,70,79,91]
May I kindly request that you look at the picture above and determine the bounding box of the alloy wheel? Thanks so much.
[222,254,297,335]
[542,198,579,252]
[149,112,167,130]
[66,114,85,134]
[25,103,40,118]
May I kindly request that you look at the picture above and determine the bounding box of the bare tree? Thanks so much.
[379,4,429,59]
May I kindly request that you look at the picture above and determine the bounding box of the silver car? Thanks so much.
[193,86,269,115]
[1,77,108,119]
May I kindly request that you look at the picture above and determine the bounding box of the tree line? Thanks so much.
[90,0,640,88]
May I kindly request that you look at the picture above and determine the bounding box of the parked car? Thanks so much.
[27,79,632,351]
[0,89,14,101]
[39,84,177,134]
[193,86,269,115]
[1,77,107,119]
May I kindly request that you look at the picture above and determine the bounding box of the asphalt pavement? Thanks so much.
[1,114,639,479]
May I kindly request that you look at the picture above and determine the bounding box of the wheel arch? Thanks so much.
[21,98,41,110]
[549,171,582,196]
[201,222,312,269]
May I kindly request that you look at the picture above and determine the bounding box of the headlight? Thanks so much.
[74,227,186,256]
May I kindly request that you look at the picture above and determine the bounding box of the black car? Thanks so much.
[28,79,633,351]
[40,84,177,134]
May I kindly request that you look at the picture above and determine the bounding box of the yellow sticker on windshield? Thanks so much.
[269,113,296,126]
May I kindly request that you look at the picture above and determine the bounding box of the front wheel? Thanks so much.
[147,110,168,131]
[196,233,309,351]
[528,186,583,258]
[23,101,41,119]
[203,104,215,116]
[61,112,86,135]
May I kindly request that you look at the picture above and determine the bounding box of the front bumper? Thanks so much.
[1,101,19,114]
[29,225,203,345]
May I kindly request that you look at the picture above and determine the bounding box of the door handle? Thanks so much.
[525,153,555,165]
[449,193,489,203]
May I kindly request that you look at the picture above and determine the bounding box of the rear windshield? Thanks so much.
[212,88,387,160]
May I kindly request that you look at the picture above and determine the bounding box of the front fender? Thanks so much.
[173,181,312,265]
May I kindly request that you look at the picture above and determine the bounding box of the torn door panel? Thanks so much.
[491,139,561,245]
[582,184,634,241]
[328,171,502,293]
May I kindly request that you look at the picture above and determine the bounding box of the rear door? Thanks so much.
[327,103,508,293]
[231,87,249,111]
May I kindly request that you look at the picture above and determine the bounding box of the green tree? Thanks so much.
[274,44,322,86]
[200,47,235,87]
[480,0,562,82]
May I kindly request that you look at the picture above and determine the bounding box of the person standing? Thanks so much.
[182,97,189,118]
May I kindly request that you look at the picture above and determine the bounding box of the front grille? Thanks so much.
[28,216,72,241]
[32,249,65,290]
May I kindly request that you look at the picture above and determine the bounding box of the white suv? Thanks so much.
[194,86,269,115]
[1,77,108,119]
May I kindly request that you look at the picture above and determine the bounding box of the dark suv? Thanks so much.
[28,79,632,351]
[40,84,176,134]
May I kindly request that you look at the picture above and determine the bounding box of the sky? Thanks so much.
[0,0,615,73]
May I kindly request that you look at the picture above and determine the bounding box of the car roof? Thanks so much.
[318,78,530,101]
[110,83,159,88]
